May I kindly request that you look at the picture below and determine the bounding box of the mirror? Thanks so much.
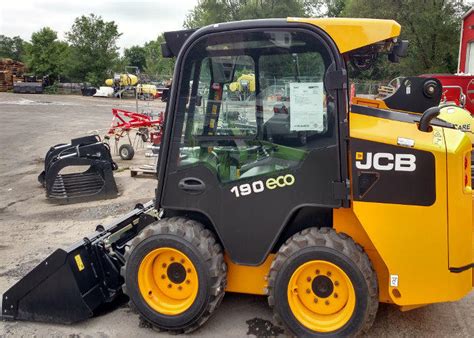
[389,40,409,63]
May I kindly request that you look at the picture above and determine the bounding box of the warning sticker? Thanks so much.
[74,254,85,272]
[289,82,324,132]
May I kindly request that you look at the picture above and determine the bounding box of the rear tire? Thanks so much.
[267,227,378,337]
[119,144,134,160]
[122,217,226,334]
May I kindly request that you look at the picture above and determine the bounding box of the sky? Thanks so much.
[0,0,198,51]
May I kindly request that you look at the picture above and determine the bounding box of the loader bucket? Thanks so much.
[1,241,119,323]
[1,201,157,324]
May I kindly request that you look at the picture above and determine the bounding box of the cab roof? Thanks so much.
[288,17,401,53]
[162,18,401,58]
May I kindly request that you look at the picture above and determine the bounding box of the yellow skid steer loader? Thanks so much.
[2,18,473,336]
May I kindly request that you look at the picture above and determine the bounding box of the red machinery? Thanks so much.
[106,108,164,160]
[422,8,474,114]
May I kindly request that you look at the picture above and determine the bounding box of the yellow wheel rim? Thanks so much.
[287,260,356,333]
[138,247,199,315]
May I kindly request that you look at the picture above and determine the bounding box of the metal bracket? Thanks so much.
[333,180,350,201]
[325,68,347,91]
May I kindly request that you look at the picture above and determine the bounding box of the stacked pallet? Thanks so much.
[0,58,25,92]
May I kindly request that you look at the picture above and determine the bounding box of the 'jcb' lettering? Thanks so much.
[356,152,416,172]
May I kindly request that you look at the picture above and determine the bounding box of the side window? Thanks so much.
[259,51,331,147]
[175,30,336,183]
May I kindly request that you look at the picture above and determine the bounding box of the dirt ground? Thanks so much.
[0,92,473,337]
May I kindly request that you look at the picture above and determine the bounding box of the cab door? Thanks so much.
[160,26,348,265]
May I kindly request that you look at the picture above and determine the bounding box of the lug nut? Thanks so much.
[327,271,332,277]
[162,263,167,268]
[187,268,191,273]
[325,300,330,305]
[315,269,320,275]
[168,284,172,288]
[170,257,175,261]
[307,276,311,282]
[186,280,191,284]
[148,291,152,295]
[334,293,338,299]
[181,259,185,264]
[306,289,311,294]
[334,281,339,286]
[314,298,318,303]
[178,286,182,290]
[161,274,166,279]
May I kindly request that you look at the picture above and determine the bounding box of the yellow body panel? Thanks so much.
[223,111,473,308]
[445,127,472,268]
[287,18,400,53]
[224,254,273,295]
[351,97,389,109]
[347,112,472,305]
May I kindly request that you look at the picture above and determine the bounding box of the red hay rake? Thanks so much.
[106,108,164,160]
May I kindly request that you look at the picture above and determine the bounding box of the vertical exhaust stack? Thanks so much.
[1,201,158,324]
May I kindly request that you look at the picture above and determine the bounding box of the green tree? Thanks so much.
[26,27,68,80]
[124,45,147,71]
[0,35,28,61]
[65,14,122,85]
[144,34,174,81]
[184,0,307,28]
[305,0,347,17]
[342,0,470,79]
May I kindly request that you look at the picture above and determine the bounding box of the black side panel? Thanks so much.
[351,138,436,206]
[383,76,442,114]
[163,148,341,265]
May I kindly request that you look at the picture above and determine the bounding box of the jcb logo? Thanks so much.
[355,152,416,172]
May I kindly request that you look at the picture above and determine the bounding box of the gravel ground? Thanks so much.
[0,92,473,337]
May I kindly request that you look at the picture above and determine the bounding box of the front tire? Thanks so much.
[267,227,378,337]
[122,217,226,334]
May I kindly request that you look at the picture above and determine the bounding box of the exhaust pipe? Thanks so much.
[1,201,158,324]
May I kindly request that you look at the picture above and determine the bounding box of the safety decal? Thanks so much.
[74,254,85,272]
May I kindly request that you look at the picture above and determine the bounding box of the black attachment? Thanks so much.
[1,201,158,324]
[38,136,118,204]
[38,135,101,186]
[383,77,442,114]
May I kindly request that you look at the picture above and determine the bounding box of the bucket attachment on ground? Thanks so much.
[38,135,119,204]
[1,201,158,324]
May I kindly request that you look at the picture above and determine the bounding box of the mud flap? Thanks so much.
[1,201,157,323]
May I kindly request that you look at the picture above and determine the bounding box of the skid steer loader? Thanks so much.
[2,18,474,336]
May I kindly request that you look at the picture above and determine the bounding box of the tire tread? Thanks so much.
[267,227,378,336]
[121,217,226,334]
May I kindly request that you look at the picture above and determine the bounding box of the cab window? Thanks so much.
[173,29,336,183]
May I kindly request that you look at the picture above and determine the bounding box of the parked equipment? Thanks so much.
[106,108,164,160]
[2,18,474,337]
[37,135,118,204]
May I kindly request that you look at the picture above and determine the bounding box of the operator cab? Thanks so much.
[158,19,406,264]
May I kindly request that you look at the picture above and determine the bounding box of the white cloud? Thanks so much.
[0,0,198,51]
